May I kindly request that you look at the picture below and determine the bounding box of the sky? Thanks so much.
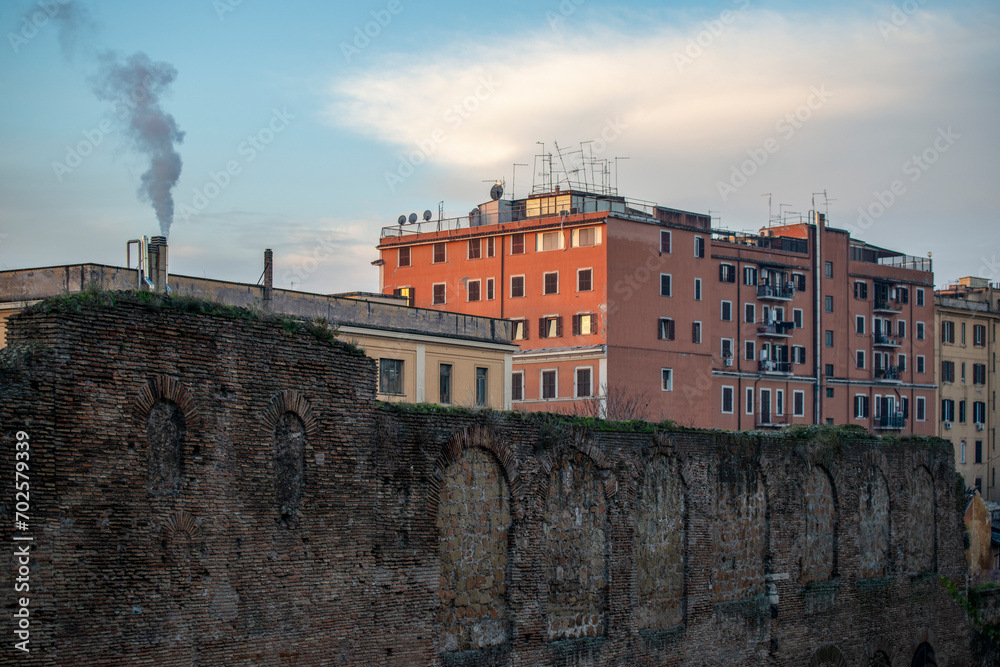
[1,0,998,293]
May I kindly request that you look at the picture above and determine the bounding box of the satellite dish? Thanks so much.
[397,215,406,225]
[408,212,418,224]
[469,208,481,226]
[423,209,432,221]
[490,183,504,201]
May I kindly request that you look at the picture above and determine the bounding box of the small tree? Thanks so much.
[579,383,651,422]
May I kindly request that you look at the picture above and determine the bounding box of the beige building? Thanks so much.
[936,277,1000,499]
[0,256,516,410]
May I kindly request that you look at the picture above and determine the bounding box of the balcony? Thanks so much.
[873,298,902,314]
[872,333,901,348]
[873,366,901,383]
[874,412,905,430]
[756,412,790,428]
[757,321,795,338]
[759,360,793,375]
[757,283,795,301]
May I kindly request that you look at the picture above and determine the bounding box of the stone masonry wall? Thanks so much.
[0,301,977,666]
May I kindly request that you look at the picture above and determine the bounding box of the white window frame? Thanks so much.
[543,271,559,295]
[537,231,564,252]
[854,393,867,419]
[745,303,756,323]
[467,278,481,302]
[897,353,907,372]
[574,365,593,398]
[856,315,866,335]
[660,273,672,297]
[721,338,734,361]
[856,349,866,369]
[916,321,925,340]
[692,320,702,344]
[745,386,754,415]
[540,368,558,399]
[793,390,805,417]
[721,300,732,322]
[511,370,524,401]
[961,440,966,463]
[745,339,755,361]
[776,389,785,417]
[512,319,528,340]
[577,267,594,292]
[916,396,926,421]
[897,319,906,338]
[660,229,672,254]
[432,282,447,305]
[694,235,705,258]
[571,227,599,248]
[694,278,703,301]
[793,308,803,328]
[721,385,735,414]
[916,355,925,374]
[916,288,925,306]
[467,238,482,260]
[510,274,525,298]
[661,368,673,392]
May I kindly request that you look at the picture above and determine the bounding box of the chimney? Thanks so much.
[263,249,273,303]
[147,235,168,293]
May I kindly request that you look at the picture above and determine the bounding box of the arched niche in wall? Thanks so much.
[801,465,837,584]
[635,452,685,630]
[134,376,199,495]
[262,390,318,527]
[858,465,891,579]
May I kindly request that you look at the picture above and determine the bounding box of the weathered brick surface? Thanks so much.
[0,303,978,665]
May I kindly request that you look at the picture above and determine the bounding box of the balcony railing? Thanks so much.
[757,284,795,301]
[757,321,795,337]
[875,412,905,430]
[756,412,790,428]
[873,298,902,313]
[872,333,901,348]
[874,366,901,382]
[759,360,793,375]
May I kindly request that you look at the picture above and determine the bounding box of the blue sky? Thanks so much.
[2,0,998,291]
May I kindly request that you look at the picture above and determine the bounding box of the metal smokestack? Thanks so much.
[147,235,168,293]
[263,249,273,304]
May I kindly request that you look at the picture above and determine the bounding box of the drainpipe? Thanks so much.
[813,213,822,425]
[263,249,274,305]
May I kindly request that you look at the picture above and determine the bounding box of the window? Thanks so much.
[468,238,482,259]
[825,295,833,313]
[511,371,524,401]
[824,261,833,279]
[398,246,411,267]
[511,275,525,298]
[574,227,597,247]
[941,399,955,422]
[486,237,495,258]
[721,300,732,321]
[512,319,528,340]
[720,264,736,283]
[941,360,955,383]
[916,288,925,306]
[916,396,926,421]
[433,243,446,263]
[694,278,702,301]
[825,330,834,347]
[854,394,870,419]
[541,370,557,399]
[825,364,834,377]
[960,401,967,423]
[475,367,488,406]
[543,272,559,295]
[854,281,868,300]
[976,440,984,464]
[962,322,967,345]
[540,316,562,338]
[538,231,562,251]
[658,317,675,341]
[962,362,967,383]
[975,401,987,424]
[745,303,756,324]
[916,355,925,374]
[744,266,758,286]
[439,364,452,404]
[975,324,986,347]
[916,321,925,340]
[793,308,803,329]
[694,235,705,258]
[972,363,986,384]
[467,279,481,302]
[511,234,525,254]
[692,321,702,344]
[721,338,733,360]
[793,345,806,365]
[826,387,834,398]
[856,350,866,369]
[660,274,672,297]
[745,340,755,361]
[897,353,906,372]
[942,320,955,344]
[855,315,866,335]
[577,268,593,292]
[660,230,672,253]
[486,278,495,300]
[794,273,806,292]
[897,320,906,338]
[961,441,967,464]
[572,313,595,335]
[661,368,673,391]
[793,390,805,417]
[432,283,446,305]
[379,359,403,395]
[393,286,414,307]
[898,287,909,304]
[575,367,592,398]
[722,386,735,414]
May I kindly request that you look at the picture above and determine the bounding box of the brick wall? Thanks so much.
[0,301,976,665]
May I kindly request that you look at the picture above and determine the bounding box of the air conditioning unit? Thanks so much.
[944,422,952,430]
[724,358,733,367]
[977,423,985,431]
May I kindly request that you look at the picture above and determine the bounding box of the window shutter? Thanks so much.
[539,318,545,339]
[572,315,580,336]
[556,316,564,337]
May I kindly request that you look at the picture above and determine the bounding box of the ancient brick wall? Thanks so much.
[0,302,977,665]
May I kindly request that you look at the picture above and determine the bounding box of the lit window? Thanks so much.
[573,313,595,336]
[512,320,528,340]
[540,316,562,338]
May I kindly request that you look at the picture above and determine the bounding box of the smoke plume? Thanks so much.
[49,1,184,236]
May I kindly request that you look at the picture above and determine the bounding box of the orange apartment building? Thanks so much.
[376,188,936,433]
